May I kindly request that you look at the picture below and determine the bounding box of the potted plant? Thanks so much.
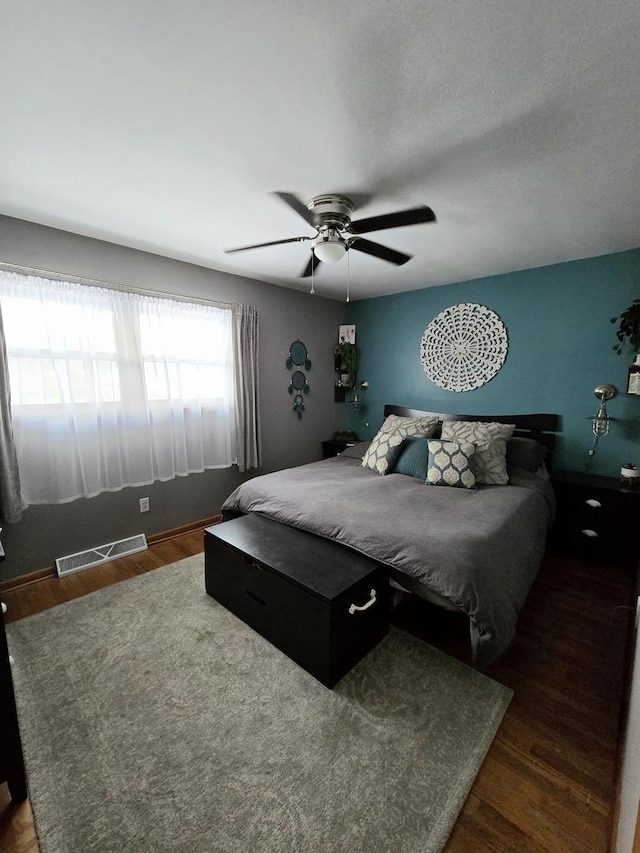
[334,342,360,388]
[611,298,640,355]
[612,298,640,394]
[621,463,640,488]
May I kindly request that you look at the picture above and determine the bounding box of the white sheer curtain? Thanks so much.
[0,272,236,504]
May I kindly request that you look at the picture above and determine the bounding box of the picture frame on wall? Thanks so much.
[339,324,356,344]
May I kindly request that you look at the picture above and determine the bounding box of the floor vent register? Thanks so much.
[55,534,148,577]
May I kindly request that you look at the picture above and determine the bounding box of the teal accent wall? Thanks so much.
[345,248,640,476]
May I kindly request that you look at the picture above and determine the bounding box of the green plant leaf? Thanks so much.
[611,299,640,354]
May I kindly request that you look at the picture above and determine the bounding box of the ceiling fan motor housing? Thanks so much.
[306,194,354,230]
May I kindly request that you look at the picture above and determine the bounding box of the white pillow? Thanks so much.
[380,414,439,436]
[440,421,515,485]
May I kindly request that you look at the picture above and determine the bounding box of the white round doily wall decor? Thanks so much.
[420,303,508,392]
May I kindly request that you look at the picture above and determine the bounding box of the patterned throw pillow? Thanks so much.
[440,421,515,485]
[362,415,438,475]
[361,427,407,475]
[426,440,476,489]
[381,414,439,437]
[392,436,430,480]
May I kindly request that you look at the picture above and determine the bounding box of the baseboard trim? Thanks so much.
[146,514,221,545]
[0,564,54,593]
[0,514,222,594]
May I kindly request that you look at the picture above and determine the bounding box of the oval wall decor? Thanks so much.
[420,303,508,392]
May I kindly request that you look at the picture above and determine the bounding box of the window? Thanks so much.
[0,272,246,504]
[139,303,230,402]
[3,292,120,405]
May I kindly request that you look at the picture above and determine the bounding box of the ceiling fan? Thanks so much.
[224,192,436,278]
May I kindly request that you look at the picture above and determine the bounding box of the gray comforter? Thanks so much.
[222,449,555,665]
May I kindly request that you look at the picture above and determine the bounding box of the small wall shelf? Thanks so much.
[334,351,352,403]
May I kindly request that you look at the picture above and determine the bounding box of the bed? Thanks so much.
[221,405,559,666]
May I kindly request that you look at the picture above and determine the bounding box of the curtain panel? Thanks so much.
[0,303,26,522]
[233,303,261,472]
[0,272,260,505]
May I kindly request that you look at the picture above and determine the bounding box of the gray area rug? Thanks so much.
[7,556,512,853]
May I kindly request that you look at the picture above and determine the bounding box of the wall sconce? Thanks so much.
[352,380,369,413]
[588,383,616,455]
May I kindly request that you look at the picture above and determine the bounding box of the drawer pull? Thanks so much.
[581,529,598,538]
[585,499,602,508]
[349,588,377,615]
[245,589,266,605]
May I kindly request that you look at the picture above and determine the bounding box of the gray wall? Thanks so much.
[0,216,346,581]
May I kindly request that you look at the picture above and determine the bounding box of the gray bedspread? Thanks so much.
[222,451,555,665]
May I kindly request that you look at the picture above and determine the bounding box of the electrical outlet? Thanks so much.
[139,497,150,513]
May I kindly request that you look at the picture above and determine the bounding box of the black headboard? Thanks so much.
[383,405,559,453]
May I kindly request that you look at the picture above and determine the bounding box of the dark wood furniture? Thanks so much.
[383,405,560,454]
[333,351,350,403]
[321,438,358,459]
[551,470,640,571]
[204,514,388,687]
[0,540,27,802]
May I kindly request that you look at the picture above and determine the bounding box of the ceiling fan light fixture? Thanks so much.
[224,192,437,281]
[313,230,347,263]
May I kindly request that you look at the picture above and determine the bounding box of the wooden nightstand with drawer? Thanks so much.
[551,470,640,571]
[321,438,357,459]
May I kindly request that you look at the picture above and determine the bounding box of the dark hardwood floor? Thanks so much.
[395,552,635,852]
[0,530,635,852]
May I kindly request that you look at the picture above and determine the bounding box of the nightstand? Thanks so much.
[551,470,640,571]
[321,438,358,459]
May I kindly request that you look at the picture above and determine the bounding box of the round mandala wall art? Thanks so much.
[420,303,508,392]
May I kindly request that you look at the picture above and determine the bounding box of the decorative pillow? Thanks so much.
[380,414,439,437]
[440,421,515,485]
[392,436,430,480]
[362,416,438,475]
[426,440,476,489]
[361,427,407,475]
[506,437,546,473]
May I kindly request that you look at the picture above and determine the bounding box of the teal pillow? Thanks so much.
[392,436,430,480]
[426,439,477,489]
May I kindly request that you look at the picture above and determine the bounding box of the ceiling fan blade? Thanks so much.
[348,237,412,266]
[349,205,436,234]
[300,254,322,278]
[224,236,307,254]
[272,192,316,226]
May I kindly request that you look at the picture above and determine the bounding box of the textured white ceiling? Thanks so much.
[1,1,639,301]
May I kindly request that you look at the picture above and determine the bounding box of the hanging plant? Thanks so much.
[611,298,640,354]
[335,342,360,387]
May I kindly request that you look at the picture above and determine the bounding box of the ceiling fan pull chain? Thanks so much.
[346,250,350,303]
[310,248,315,295]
